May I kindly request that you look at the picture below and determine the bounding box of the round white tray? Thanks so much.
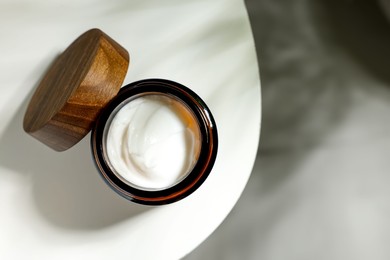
[0,0,260,259]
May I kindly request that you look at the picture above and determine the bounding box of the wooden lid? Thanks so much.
[23,28,129,151]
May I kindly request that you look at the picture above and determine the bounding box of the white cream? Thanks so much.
[106,94,201,190]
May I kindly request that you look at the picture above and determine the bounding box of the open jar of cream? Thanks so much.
[23,29,218,205]
[92,79,217,204]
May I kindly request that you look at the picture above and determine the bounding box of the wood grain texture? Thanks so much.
[23,28,129,151]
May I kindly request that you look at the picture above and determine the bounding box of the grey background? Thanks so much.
[187,0,390,259]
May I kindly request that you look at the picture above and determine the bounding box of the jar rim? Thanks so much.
[91,79,218,205]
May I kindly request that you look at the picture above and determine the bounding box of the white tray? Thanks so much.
[0,0,260,259]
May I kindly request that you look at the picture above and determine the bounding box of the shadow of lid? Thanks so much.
[0,56,150,231]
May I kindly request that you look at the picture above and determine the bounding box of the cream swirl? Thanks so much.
[105,94,201,190]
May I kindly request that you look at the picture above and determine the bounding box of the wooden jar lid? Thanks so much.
[23,29,129,151]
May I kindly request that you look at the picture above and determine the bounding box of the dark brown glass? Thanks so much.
[91,79,218,205]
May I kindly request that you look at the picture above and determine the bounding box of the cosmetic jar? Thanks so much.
[23,29,218,205]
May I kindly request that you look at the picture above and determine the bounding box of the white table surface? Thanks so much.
[0,0,260,259]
